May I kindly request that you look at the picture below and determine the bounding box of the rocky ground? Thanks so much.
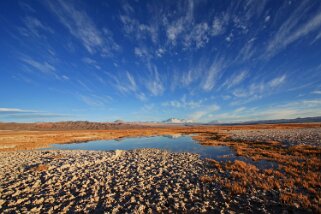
[226,127,321,146]
[0,149,290,213]
[0,149,214,213]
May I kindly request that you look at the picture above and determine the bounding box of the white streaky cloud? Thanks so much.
[279,98,321,108]
[223,70,248,89]
[0,108,35,113]
[106,71,146,101]
[165,0,195,44]
[126,72,137,92]
[209,99,321,123]
[47,0,119,55]
[112,72,136,94]
[232,82,265,99]
[119,13,158,44]
[0,108,69,120]
[234,107,246,113]
[312,30,321,43]
[136,92,147,101]
[188,104,220,121]
[156,48,165,57]
[82,57,97,65]
[210,109,299,123]
[232,74,286,103]
[211,16,226,36]
[266,1,321,57]
[119,0,158,43]
[19,2,36,13]
[82,57,101,70]
[162,97,203,109]
[21,57,55,74]
[184,22,209,49]
[146,79,164,96]
[61,75,69,80]
[225,33,233,42]
[134,47,151,59]
[181,69,194,86]
[202,59,225,91]
[312,90,321,95]
[122,2,134,14]
[181,58,206,87]
[283,12,321,48]
[269,74,286,88]
[236,38,257,62]
[77,80,94,92]
[145,63,164,96]
[190,111,207,121]
[18,16,54,38]
[166,19,184,44]
[78,94,111,107]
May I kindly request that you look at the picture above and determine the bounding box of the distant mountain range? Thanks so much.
[161,116,321,125]
[208,116,321,125]
[0,116,320,131]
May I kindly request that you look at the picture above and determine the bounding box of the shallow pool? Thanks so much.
[49,135,234,160]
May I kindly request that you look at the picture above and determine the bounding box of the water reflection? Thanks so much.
[50,135,233,160]
[49,135,277,169]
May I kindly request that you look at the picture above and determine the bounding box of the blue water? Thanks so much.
[49,135,234,160]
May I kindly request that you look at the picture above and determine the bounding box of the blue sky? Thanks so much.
[0,0,321,123]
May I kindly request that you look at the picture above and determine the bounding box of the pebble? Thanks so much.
[0,149,218,213]
[226,128,321,146]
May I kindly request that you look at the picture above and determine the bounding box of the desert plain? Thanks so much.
[0,122,320,213]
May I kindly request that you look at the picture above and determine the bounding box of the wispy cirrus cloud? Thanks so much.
[223,70,248,89]
[232,74,286,103]
[2,113,69,119]
[106,71,147,101]
[0,108,36,113]
[18,16,54,38]
[211,15,227,36]
[47,0,119,56]
[209,98,321,123]
[188,104,220,121]
[0,108,70,121]
[266,1,321,58]
[78,94,111,107]
[184,22,210,49]
[145,63,164,96]
[119,2,158,44]
[162,96,203,109]
[20,57,56,74]
[201,57,226,91]
[312,90,321,95]
[82,57,101,70]
[269,74,286,88]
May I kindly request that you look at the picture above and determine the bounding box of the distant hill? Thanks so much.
[209,116,321,125]
[0,121,166,131]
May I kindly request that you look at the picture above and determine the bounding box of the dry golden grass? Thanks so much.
[0,122,320,151]
[198,128,321,212]
[30,164,49,172]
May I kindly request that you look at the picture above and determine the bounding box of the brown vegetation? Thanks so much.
[198,130,321,212]
[1,122,319,151]
[30,164,49,172]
